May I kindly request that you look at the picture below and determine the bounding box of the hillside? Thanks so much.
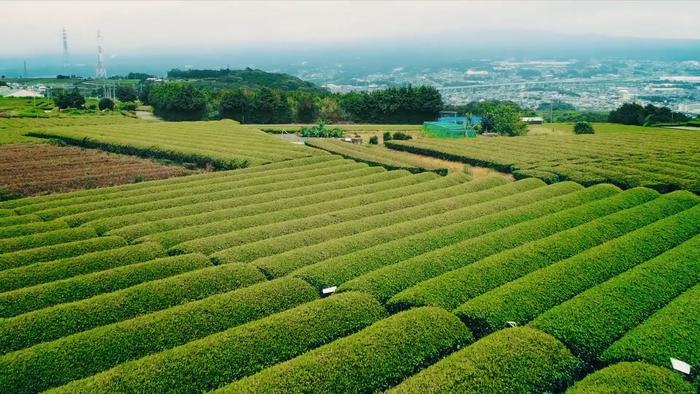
[166,67,328,94]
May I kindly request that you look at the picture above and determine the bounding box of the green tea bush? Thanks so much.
[0,220,67,239]
[388,327,581,394]
[388,188,687,311]
[455,203,700,338]
[565,362,696,394]
[47,292,386,394]
[0,254,211,318]
[293,183,611,289]
[0,264,264,358]
[383,131,392,142]
[342,187,658,303]
[0,214,40,227]
[600,283,700,371]
[0,209,13,217]
[531,235,700,363]
[0,278,317,390]
[369,135,378,144]
[573,121,595,134]
[0,236,127,270]
[0,227,96,253]
[222,307,473,393]
[0,242,164,292]
[392,131,412,140]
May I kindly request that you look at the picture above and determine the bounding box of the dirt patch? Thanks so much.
[0,143,196,199]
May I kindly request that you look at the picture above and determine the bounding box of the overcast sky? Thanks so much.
[3,1,700,57]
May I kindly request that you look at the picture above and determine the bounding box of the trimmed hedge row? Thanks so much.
[0,278,317,391]
[340,187,659,303]
[0,264,265,358]
[0,236,127,271]
[0,227,96,253]
[0,242,164,292]
[388,189,689,312]
[3,155,336,211]
[221,307,473,393]
[0,209,13,217]
[293,183,613,289]
[47,292,387,394]
[565,362,696,394]
[531,235,700,363]
[103,166,393,238]
[182,176,508,259]
[455,203,700,338]
[600,282,700,371]
[0,254,212,319]
[254,178,573,278]
[0,219,67,239]
[388,327,581,394]
[0,214,40,227]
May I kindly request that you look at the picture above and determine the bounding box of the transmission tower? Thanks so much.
[61,27,69,67]
[95,30,107,79]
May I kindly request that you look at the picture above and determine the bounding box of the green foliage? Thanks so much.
[0,219,67,239]
[300,121,343,137]
[52,88,85,109]
[167,67,327,94]
[601,282,700,372]
[218,88,252,122]
[118,101,137,111]
[115,85,137,102]
[391,131,412,140]
[223,307,473,393]
[609,102,688,126]
[0,227,95,254]
[340,85,443,124]
[389,327,581,394]
[48,292,386,393]
[573,121,594,134]
[369,135,378,144]
[0,236,126,271]
[148,82,207,121]
[566,362,696,394]
[532,235,700,363]
[98,97,114,111]
[455,202,700,338]
[294,92,318,123]
[0,278,316,391]
[482,101,528,136]
[0,242,164,292]
[383,131,392,141]
[0,254,211,319]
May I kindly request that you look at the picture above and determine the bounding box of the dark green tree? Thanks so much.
[116,85,137,102]
[294,93,318,123]
[53,88,85,109]
[219,89,252,122]
[147,83,207,121]
[98,98,115,111]
[573,121,594,134]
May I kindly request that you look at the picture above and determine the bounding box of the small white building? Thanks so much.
[521,116,544,124]
[6,89,43,98]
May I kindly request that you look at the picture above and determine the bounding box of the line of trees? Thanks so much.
[608,103,689,125]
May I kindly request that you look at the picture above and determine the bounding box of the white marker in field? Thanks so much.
[670,358,691,375]
[322,286,337,296]
[506,321,518,328]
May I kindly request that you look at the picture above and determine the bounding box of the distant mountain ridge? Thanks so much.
[166,67,327,94]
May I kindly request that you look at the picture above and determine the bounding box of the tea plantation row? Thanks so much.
[0,154,697,393]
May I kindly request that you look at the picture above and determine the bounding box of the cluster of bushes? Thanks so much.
[45,292,386,393]
[573,121,594,134]
[147,83,207,121]
[223,307,472,393]
[299,121,343,137]
[609,102,689,125]
[0,236,126,270]
[447,100,528,136]
[382,131,412,141]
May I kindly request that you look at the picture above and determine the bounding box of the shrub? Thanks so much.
[0,220,67,239]
[573,121,594,134]
[600,282,700,371]
[0,264,264,359]
[0,214,40,227]
[341,186,657,304]
[0,242,164,292]
[98,98,114,111]
[147,82,207,121]
[387,188,683,312]
[0,278,317,390]
[0,227,96,253]
[531,235,700,363]
[0,236,127,270]
[0,254,211,318]
[383,131,392,142]
[455,203,700,338]
[392,131,412,140]
[388,327,581,394]
[47,292,386,394]
[119,101,137,111]
[222,307,473,393]
[299,121,343,138]
[369,135,378,144]
[566,362,696,394]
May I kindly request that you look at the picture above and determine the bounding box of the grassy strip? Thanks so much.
[0,220,67,239]
[531,235,700,363]
[0,236,127,271]
[0,264,264,359]
[292,182,607,289]
[385,140,513,172]
[341,187,658,304]
[0,214,40,227]
[120,170,425,243]
[0,278,317,390]
[0,254,211,318]
[0,242,164,292]
[388,327,580,394]
[565,362,696,394]
[205,177,528,268]
[222,307,473,393]
[388,189,691,312]
[0,209,13,217]
[47,292,386,394]
[0,227,95,253]
[600,282,700,372]
[455,203,700,338]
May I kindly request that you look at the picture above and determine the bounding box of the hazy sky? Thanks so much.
[3,1,700,57]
